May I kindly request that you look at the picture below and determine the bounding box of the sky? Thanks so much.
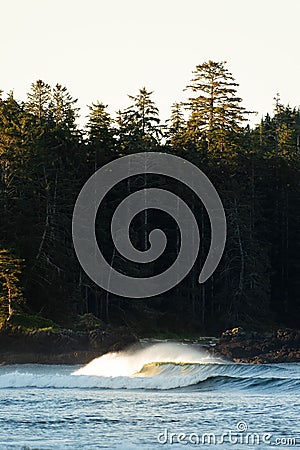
[1,0,300,128]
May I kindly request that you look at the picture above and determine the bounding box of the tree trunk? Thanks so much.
[7,284,13,320]
[234,198,245,296]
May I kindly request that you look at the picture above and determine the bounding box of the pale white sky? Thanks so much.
[1,0,299,127]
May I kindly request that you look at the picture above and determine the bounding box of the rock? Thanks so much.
[210,327,300,364]
[0,324,138,365]
[221,327,246,339]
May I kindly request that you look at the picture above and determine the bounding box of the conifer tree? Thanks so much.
[86,101,116,165]
[87,102,112,143]
[120,87,163,150]
[166,102,186,149]
[0,249,24,320]
[185,61,250,152]
[51,84,79,131]
[25,80,52,124]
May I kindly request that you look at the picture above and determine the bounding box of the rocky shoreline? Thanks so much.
[0,325,300,365]
[0,325,139,365]
[209,327,300,364]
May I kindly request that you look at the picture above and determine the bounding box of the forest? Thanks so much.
[0,60,299,336]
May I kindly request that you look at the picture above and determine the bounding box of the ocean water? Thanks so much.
[0,342,299,449]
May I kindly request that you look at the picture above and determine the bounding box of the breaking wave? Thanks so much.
[0,343,299,391]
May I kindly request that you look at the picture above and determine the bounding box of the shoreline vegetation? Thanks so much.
[0,314,139,365]
[0,60,300,348]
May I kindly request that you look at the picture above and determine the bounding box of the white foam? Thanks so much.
[0,367,213,390]
[72,342,218,377]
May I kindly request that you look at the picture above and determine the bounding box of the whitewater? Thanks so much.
[0,342,299,449]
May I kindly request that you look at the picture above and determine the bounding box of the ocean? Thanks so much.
[0,342,299,449]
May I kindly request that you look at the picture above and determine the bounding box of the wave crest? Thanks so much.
[0,343,299,391]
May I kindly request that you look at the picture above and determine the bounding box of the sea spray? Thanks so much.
[72,342,219,377]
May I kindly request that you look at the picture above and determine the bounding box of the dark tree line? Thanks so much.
[0,61,299,334]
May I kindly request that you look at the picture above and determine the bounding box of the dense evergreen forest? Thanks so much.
[0,61,299,335]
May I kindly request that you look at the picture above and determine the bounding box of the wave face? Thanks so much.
[0,343,299,391]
